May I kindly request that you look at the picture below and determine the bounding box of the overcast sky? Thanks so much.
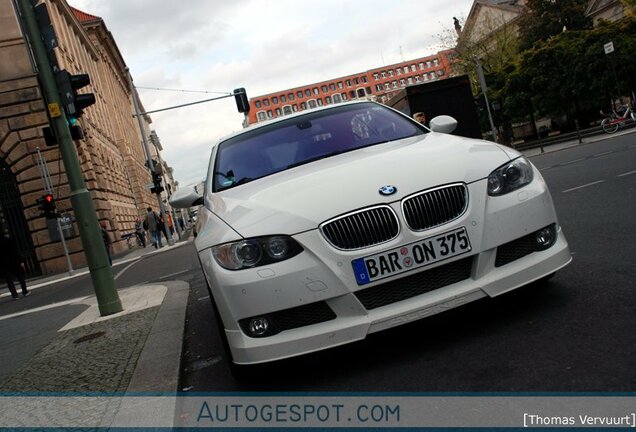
[67,0,474,187]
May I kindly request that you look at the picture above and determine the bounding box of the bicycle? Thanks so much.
[121,232,143,249]
[600,104,636,134]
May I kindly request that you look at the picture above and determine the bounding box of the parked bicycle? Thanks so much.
[121,232,143,249]
[600,104,636,134]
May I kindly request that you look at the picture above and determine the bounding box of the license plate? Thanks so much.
[352,227,472,285]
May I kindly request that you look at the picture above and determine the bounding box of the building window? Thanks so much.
[321,85,328,93]
[257,111,266,121]
[267,110,273,118]
[333,94,342,103]
[365,86,371,94]
[426,61,432,68]
[415,76,421,83]
[357,88,365,98]
[275,108,282,116]
[272,96,278,104]
[300,102,307,110]
[263,98,270,107]
[407,77,414,85]
[397,67,402,75]
[388,70,394,77]
[255,100,262,109]
[429,72,436,80]
[292,104,298,112]
[317,98,323,106]
[329,83,336,91]
[381,71,386,78]
[354,78,359,85]
[411,65,417,72]
[349,90,356,99]
[325,95,332,104]
[385,82,391,90]
[297,90,304,98]
[283,105,292,115]
[341,92,348,100]
[288,93,295,101]
[373,73,379,80]
[433,59,439,66]
[280,95,287,103]
[362,76,368,83]
[400,79,405,86]
[418,62,424,70]
[438,70,445,76]
[311,87,318,95]
[345,79,352,87]
[308,99,317,109]
[392,81,398,89]
[375,84,383,91]
[305,89,311,97]
[423,74,429,81]
[337,81,343,89]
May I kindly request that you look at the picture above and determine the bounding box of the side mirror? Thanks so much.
[429,115,458,134]
[169,186,203,209]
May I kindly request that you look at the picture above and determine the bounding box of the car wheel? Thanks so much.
[206,282,253,380]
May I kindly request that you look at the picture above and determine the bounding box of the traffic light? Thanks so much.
[37,193,58,219]
[150,172,164,194]
[55,69,96,119]
[233,88,250,114]
[33,2,59,70]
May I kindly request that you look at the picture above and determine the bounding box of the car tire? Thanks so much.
[206,282,253,381]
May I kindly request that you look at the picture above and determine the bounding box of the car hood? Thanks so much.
[208,133,511,237]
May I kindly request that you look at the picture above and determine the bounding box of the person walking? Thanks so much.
[145,207,162,248]
[100,222,112,265]
[157,214,169,244]
[0,235,30,300]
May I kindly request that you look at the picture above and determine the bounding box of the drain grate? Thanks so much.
[73,331,106,344]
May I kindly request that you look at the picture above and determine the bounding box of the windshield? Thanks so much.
[212,102,425,192]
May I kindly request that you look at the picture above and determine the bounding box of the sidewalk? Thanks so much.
[0,233,194,397]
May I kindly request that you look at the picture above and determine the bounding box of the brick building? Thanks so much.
[247,50,455,124]
[0,0,173,275]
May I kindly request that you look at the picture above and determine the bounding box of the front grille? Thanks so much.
[402,184,468,231]
[321,205,399,250]
[354,256,473,310]
[239,301,336,338]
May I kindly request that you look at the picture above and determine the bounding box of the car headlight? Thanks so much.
[212,235,303,270]
[487,157,534,196]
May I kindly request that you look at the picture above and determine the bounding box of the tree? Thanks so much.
[518,0,592,51]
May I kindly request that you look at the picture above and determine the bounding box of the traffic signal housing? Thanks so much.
[150,172,164,194]
[233,88,250,114]
[37,193,58,219]
[56,69,96,119]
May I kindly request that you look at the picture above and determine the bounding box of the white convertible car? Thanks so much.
[171,101,571,370]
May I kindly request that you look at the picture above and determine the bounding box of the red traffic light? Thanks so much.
[44,193,54,203]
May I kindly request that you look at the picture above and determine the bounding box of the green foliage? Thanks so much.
[506,17,636,123]
[518,0,592,51]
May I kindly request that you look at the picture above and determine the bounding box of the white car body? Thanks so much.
[174,101,571,366]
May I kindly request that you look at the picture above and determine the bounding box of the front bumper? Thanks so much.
[199,176,572,365]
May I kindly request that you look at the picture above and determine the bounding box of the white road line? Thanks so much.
[197,296,209,302]
[158,269,190,280]
[562,180,605,193]
[617,170,636,177]
[0,295,91,321]
[114,258,142,280]
[594,151,613,157]
[561,158,585,165]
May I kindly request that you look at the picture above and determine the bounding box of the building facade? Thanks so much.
[247,51,456,124]
[0,0,172,275]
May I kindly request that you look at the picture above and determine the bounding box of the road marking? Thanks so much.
[594,151,613,157]
[197,296,209,302]
[114,258,142,280]
[159,269,190,280]
[562,180,605,193]
[560,158,585,166]
[0,295,91,322]
[617,169,636,177]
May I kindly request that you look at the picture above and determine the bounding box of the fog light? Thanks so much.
[535,225,556,250]
[248,317,270,336]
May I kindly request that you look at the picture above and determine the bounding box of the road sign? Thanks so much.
[604,41,614,54]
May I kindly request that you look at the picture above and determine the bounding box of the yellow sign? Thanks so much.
[48,103,62,118]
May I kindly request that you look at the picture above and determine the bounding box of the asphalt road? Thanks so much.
[179,133,636,392]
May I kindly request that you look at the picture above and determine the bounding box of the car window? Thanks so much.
[212,103,424,191]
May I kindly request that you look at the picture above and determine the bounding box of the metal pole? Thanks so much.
[475,59,498,143]
[16,0,121,315]
[36,147,74,276]
[151,146,182,240]
[126,68,174,246]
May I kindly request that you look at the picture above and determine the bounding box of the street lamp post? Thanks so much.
[474,58,498,143]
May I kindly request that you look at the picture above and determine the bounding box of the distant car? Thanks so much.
[170,101,571,373]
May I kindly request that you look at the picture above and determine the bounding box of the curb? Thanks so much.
[125,280,189,393]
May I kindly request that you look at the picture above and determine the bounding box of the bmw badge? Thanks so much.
[379,185,397,196]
